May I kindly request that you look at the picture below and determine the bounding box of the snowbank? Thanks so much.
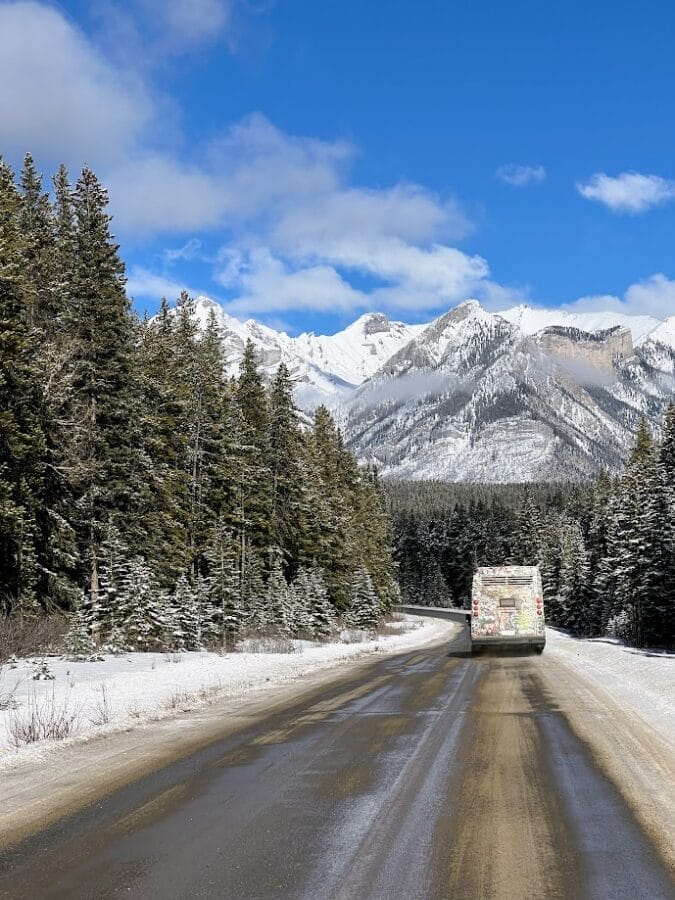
[0,616,451,766]
[545,627,674,747]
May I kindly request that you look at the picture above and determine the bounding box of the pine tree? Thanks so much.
[64,594,96,658]
[557,520,590,633]
[0,158,45,611]
[266,551,294,635]
[118,558,165,650]
[307,567,337,638]
[513,487,543,565]
[242,547,269,633]
[344,566,381,632]
[204,520,242,646]
[61,167,142,613]
[169,575,201,650]
[235,340,272,555]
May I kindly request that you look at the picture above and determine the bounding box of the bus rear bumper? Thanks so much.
[471,636,545,654]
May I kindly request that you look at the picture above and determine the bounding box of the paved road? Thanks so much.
[1,629,672,899]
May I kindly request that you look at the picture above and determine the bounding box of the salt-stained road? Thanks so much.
[0,628,673,899]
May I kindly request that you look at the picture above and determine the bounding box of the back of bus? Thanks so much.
[471,565,545,653]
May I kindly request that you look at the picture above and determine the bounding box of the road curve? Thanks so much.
[0,629,672,900]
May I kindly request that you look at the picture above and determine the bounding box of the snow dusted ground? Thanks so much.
[546,627,674,746]
[0,617,450,766]
[543,627,674,866]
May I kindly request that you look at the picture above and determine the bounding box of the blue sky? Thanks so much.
[1,0,675,334]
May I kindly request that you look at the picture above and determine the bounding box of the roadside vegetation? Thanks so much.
[388,411,675,649]
[0,154,398,660]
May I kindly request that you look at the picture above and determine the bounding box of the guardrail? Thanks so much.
[398,604,471,626]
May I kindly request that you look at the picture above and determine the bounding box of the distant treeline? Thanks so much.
[386,415,675,648]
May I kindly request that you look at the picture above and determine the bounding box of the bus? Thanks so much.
[470,565,545,653]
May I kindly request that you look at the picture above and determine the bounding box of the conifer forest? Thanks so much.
[0,156,397,654]
[0,155,673,654]
[389,413,675,649]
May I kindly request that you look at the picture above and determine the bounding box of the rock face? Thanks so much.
[342,304,675,482]
[537,326,634,373]
[183,295,675,482]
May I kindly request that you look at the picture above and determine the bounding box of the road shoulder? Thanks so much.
[0,617,460,850]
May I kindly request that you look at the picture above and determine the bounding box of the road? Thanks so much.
[0,627,672,900]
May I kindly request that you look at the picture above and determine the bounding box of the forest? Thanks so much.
[0,155,398,656]
[388,413,675,649]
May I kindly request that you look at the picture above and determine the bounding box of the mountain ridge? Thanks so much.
[182,295,675,481]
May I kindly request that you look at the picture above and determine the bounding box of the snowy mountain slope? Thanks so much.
[179,295,673,480]
[294,313,425,385]
[189,296,425,408]
[499,303,661,343]
[645,315,675,350]
[343,303,675,482]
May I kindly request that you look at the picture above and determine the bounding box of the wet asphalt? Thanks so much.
[0,628,673,900]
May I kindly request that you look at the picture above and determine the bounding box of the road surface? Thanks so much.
[0,627,672,899]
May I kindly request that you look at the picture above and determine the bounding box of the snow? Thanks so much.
[499,303,661,343]
[545,627,674,746]
[644,314,675,350]
[0,616,453,766]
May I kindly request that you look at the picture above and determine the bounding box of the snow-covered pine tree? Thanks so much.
[344,567,381,632]
[61,167,142,617]
[0,160,45,613]
[204,520,243,647]
[64,593,96,658]
[614,421,658,647]
[656,403,675,646]
[195,573,220,647]
[235,340,272,555]
[96,523,131,639]
[556,520,591,633]
[242,547,269,633]
[168,575,201,651]
[118,558,165,651]
[513,487,543,565]
[308,567,337,639]
[266,552,294,635]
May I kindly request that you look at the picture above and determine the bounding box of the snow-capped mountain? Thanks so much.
[190,296,423,408]
[343,302,675,482]
[499,303,662,343]
[184,295,674,481]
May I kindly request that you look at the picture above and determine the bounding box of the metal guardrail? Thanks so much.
[398,604,471,625]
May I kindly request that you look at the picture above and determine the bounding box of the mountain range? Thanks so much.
[188,295,675,481]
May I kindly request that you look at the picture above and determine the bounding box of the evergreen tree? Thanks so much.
[344,566,381,632]
[169,575,201,650]
[556,520,590,633]
[204,520,243,646]
[117,558,164,650]
[61,167,141,612]
[64,594,96,658]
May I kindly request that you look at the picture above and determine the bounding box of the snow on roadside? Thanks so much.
[546,627,674,746]
[0,616,453,767]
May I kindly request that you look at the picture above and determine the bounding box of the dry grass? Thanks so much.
[0,665,20,711]
[7,689,80,747]
[88,683,111,726]
[236,636,297,654]
[0,614,67,663]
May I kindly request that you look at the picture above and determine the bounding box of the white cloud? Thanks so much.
[163,238,203,264]
[0,2,153,163]
[126,266,193,302]
[576,172,675,214]
[567,274,675,319]
[0,4,516,320]
[496,164,546,187]
[145,0,232,48]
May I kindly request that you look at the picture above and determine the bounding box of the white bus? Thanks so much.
[470,565,545,653]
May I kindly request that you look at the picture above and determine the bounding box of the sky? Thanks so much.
[1,0,675,335]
